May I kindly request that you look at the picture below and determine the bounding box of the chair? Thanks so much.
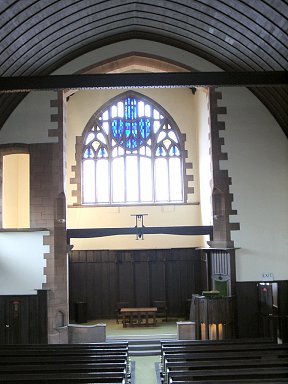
[115,301,129,324]
[153,300,168,322]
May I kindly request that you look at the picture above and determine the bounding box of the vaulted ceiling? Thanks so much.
[0,0,287,136]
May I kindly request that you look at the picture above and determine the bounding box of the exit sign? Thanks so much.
[262,273,274,281]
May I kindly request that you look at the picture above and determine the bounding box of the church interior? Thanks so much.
[0,1,287,382]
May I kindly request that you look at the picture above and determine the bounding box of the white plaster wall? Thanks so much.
[0,231,49,294]
[219,87,288,281]
[0,91,58,144]
[54,39,221,75]
[196,90,213,227]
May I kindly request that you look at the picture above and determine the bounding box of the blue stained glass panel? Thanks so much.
[156,146,166,156]
[169,145,180,156]
[139,118,151,139]
[145,118,151,132]
[132,121,138,136]
[98,147,108,158]
[126,138,137,149]
[112,119,124,138]
[125,98,137,119]
[125,122,131,136]
[131,138,137,149]
[84,147,94,158]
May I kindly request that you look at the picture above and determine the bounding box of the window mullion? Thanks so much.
[152,152,156,203]
[124,152,127,203]
[137,153,140,202]
[167,156,171,202]
[94,159,97,203]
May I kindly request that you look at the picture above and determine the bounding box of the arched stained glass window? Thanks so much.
[81,92,184,204]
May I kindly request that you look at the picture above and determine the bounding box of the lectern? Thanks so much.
[190,294,234,340]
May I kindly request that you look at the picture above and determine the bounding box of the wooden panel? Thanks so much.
[0,291,47,344]
[150,249,167,302]
[166,249,202,317]
[134,250,150,307]
[236,282,259,338]
[117,251,134,307]
[278,281,288,343]
[69,248,202,320]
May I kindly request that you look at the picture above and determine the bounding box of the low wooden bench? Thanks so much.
[160,340,288,384]
[161,341,286,354]
[0,371,127,383]
[167,366,288,383]
[169,379,288,384]
[0,348,128,357]
[0,342,130,383]
[0,342,128,355]
[165,358,288,384]
[161,338,273,349]
[0,342,128,349]
[0,354,128,365]
[161,342,288,372]
[0,362,128,373]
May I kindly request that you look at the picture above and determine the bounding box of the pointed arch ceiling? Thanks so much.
[0,0,287,136]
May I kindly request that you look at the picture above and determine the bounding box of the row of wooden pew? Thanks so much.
[160,338,288,383]
[0,342,130,383]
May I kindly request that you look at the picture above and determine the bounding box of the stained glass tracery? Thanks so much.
[82,93,183,204]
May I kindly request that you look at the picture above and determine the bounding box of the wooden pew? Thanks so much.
[0,342,128,357]
[160,340,288,384]
[161,341,286,354]
[0,354,128,365]
[161,338,273,349]
[0,342,128,349]
[0,372,127,383]
[0,362,128,373]
[0,342,130,383]
[167,366,288,382]
[165,358,288,383]
[161,342,288,370]
[169,380,288,384]
[0,342,128,348]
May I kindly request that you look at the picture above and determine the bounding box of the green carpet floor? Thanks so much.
[134,355,160,384]
[84,318,182,337]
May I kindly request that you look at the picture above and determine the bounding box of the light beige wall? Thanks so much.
[67,87,208,250]
[3,154,30,228]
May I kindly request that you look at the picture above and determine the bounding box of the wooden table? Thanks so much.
[120,307,157,327]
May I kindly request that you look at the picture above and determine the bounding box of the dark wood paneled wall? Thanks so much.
[69,248,204,321]
[236,281,288,342]
[0,290,47,344]
[236,282,259,338]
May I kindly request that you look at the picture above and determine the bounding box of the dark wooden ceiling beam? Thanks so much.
[0,72,287,92]
[67,225,213,242]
